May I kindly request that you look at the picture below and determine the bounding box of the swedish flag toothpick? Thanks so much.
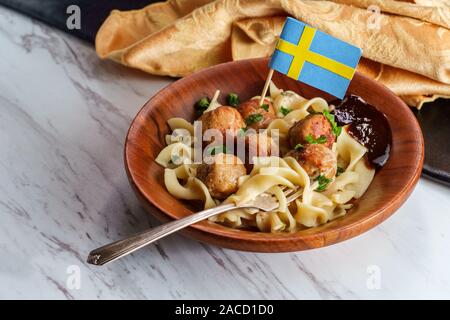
[259,17,362,103]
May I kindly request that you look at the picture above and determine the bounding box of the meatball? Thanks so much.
[238,99,276,130]
[285,144,337,179]
[289,114,335,149]
[198,106,245,143]
[196,153,246,199]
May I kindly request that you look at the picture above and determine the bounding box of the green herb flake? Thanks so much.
[323,109,342,137]
[305,134,327,144]
[195,97,210,109]
[206,145,228,156]
[280,105,292,116]
[336,166,345,176]
[238,127,248,137]
[227,93,240,107]
[195,97,210,116]
[295,143,304,150]
[245,113,263,126]
[261,104,269,112]
[314,175,332,192]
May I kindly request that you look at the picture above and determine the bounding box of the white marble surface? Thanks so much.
[1,6,450,300]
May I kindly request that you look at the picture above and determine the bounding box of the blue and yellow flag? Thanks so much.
[269,17,362,99]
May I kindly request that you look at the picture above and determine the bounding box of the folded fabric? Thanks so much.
[95,0,450,108]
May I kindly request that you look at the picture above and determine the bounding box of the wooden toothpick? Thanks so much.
[259,68,274,106]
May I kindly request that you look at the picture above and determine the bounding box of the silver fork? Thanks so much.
[87,188,301,266]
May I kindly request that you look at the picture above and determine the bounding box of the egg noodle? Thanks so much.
[155,82,375,233]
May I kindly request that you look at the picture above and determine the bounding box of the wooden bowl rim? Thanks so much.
[124,57,424,250]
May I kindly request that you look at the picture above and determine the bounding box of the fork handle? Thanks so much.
[87,203,237,266]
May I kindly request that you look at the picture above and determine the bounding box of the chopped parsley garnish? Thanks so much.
[260,104,269,112]
[245,113,263,126]
[280,105,292,116]
[227,93,239,107]
[295,143,304,150]
[323,109,342,137]
[195,97,210,116]
[305,134,327,144]
[315,175,332,192]
[336,166,345,176]
[206,145,228,156]
[238,127,248,137]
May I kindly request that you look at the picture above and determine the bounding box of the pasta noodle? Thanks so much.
[155,83,380,232]
[164,168,217,209]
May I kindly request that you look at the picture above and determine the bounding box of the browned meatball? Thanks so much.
[286,144,337,179]
[196,153,246,199]
[198,106,245,143]
[289,114,335,149]
[238,99,276,130]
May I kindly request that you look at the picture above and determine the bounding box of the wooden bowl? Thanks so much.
[125,58,424,252]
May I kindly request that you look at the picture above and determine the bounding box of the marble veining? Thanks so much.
[0,6,449,299]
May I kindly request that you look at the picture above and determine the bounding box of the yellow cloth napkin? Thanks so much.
[95,0,450,108]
